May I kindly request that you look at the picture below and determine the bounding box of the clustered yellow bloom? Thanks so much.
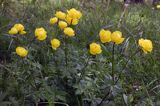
[64,27,75,37]
[55,11,66,20]
[99,29,111,43]
[89,43,102,55]
[8,8,154,58]
[138,38,153,54]
[66,8,82,25]
[99,29,124,45]
[16,47,28,57]
[9,27,18,35]
[89,30,125,55]
[58,21,68,29]
[51,38,61,50]
[49,8,82,38]
[8,23,26,35]
[35,27,47,41]
[51,8,82,26]
[111,31,125,45]
[50,17,58,25]
[156,5,160,9]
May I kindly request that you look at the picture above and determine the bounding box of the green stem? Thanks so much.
[112,43,115,84]
[115,49,140,84]
[97,43,115,106]
[64,36,68,71]
[77,56,90,83]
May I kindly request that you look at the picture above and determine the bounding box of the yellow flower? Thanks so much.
[72,19,79,25]
[51,38,61,50]
[35,27,47,41]
[50,17,58,25]
[65,15,79,25]
[58,21,68,29]
[89,43,102,55]
[156,5,160,9]
[99,29,111,43]
[65,15,72,24]
[8,27,18,35]
[64,27,75,37]
[14,24,25,32]
[67,8,82,19]
[19,30,27,35]
[65,8,81,25]
[55,11,66,20]
[16,47,28,57]
[138,38,153,54]
[111,31,125,44]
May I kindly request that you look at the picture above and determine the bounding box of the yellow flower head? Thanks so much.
[89,43,102,55]
[35,27,47,41]
[65,15,79,25]
[51,38,61,50]
[14,24,25,32]
[55,11,66,20]
[19,30,27,35]
[64,27,75,37]
[65,15,72,24]
[111,31,125,44]
[58,21,68,29]
[156,5,160,9]
[67,8,82,19]
[16,47,28,57]
[72,19,79,25]
[99,29,111,43]
[50,17,58,25]
[138,38,153,54]
[8,27,18,35]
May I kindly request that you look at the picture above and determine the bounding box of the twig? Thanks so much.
[117,4,129,28]
[98,88,111,106]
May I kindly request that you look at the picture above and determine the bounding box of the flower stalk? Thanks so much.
[112,43,115,84]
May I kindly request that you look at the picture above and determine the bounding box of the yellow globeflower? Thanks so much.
[99,29,111,43]
[157,5,160,9]
[50,17,58,25]
[65,15,72,24]
[111,31,125,44]
[72,19,79,25]
[64,27,75,37]
[55,11,66,20]
[89,43,102,55]
[51,38,61,50]
[8,27,18,35]
[58,21,68,29]
[16,47,28,57]
[65,15,79,25]
[14,24,25,32]
[138,38,153,54]
[35,27,47,41]
[19,30,27,35]
[67,8,82,19]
